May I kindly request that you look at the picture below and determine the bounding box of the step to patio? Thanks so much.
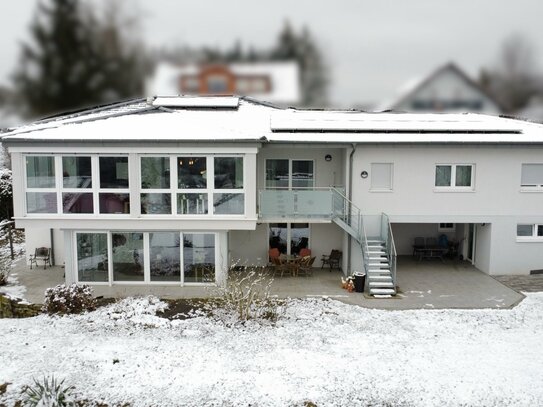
[369,281,394,288]
[368,275,393,281]
[369,288,396,295]
[368,262,389,268]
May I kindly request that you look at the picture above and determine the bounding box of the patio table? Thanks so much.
[414,246,447,262]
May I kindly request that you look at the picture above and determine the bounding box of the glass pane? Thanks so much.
[177,193,208,214]
[99,157,129,189]
[266,159,289,189]
[99,193,130,214]
[112,233,144,281]
[77,233,108,282]
[62,193,93,214]
[26,156,55,188]
[178,157,206,188]
[150,232,181,282]
[141,193,171,214]
[26,192,57,213]
[184,234,215,283]
[141,157,170,189]
[291,223,310,256]
[455,165,472,187]
[62,157,92,188]
[269,223,288,255]
[538,225,543,237]
[214,157,243,189]
[213,193,244,214]
[435,165,451,187]
[292,160,314,189]
[517,225,533,237]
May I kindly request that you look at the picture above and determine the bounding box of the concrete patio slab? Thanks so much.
[2,256,525,310]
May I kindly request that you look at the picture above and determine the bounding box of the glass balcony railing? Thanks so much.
[258,188,341,220]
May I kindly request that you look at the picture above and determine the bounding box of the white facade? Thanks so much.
[3,96,543,292]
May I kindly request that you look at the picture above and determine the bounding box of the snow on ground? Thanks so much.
[1,294,542,406]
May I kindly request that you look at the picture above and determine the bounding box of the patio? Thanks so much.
[3,256,525,309]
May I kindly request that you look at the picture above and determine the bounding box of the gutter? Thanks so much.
[347,143,357,274]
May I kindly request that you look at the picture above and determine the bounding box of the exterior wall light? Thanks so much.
[361,171,368,178]
[325,154,332,162]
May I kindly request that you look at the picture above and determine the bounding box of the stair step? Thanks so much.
[369,281,394,288]
[370,288,396,295]
[368,257,388,262]
[366,250,386,255]
[367,268,391,273]
[368,263,389,268]
[368,275,393,281]
[367,240,384,244]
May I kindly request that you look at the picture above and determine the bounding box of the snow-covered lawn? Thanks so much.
[1,294,542,406]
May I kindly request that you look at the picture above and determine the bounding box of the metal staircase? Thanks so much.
[331,188,397,296]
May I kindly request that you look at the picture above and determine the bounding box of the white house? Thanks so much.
[146,62,301,106]
[381,62,503,114]
[2,95,543,296]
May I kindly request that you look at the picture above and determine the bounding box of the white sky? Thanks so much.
[1,0,543,107]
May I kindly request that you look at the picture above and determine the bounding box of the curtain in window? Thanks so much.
[435,166,451,186]
[455,166,472,187]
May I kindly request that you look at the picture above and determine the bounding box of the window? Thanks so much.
[62,156,93,214]
[517,224,543,241]
[25,156,57,213]
[177,156,208,215]
[438,223,455,232]
[75,231,217,284]
[435,164,474,189]
[99,157,129,214]
[269,223,309,256]
[521,164,543,189]
[207,75,228,93]
[213,157,244,214]
[370,163,393,191]
[141,157,171,215]
[266,159,314,189]
[76,233,108,282]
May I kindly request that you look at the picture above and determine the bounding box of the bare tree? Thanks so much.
[480,33,543,112]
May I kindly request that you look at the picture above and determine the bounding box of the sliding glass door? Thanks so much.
[269,223,310,256]
[266,159,314,189]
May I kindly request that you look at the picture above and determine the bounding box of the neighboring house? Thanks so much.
[146,62,300,106]
[381,62,502,114]
[3,96,543,296]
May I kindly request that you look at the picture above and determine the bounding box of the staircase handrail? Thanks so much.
[382,212,397,293]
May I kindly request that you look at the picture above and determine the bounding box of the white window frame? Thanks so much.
[97,155,131,216]
[438,223,455,232]
[140,155,176,216]
[74,231,218,286]
[434,163,475,192]
[516,224,543,242]
[60,155,95,215]
[369,162,394,192]
[23,154,58,216]
[520,163,543,192]
[265,158,315,190]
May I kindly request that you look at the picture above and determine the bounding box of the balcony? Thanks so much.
[258,187,345,222]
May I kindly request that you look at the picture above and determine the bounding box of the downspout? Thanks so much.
[347,143,357,274]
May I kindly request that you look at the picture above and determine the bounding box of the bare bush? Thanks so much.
[213,265,284,323]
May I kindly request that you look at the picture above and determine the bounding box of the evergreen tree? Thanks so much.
[14,0,145,119]
[270,22,328,107]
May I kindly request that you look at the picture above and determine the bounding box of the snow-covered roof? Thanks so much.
[379,62,503,114]
[145,61,300,105]
[3,95,543,145]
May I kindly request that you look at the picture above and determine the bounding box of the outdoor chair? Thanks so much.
[426,237,438,247]
[298,256,316,276]
[29,247,52,269]
[321,249,342,271]
[299,248,311,257]
[413,237,425,257]
[268,248,280,263]
[270,256,289,277]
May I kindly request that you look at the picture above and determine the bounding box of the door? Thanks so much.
[265,159,314,189]
[269,223,310,256]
